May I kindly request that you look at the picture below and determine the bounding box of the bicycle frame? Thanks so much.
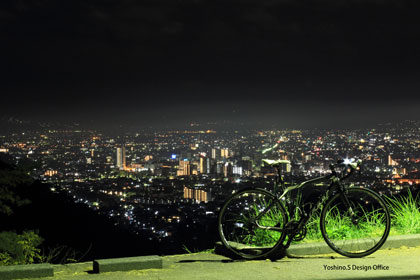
[255,168,354,249]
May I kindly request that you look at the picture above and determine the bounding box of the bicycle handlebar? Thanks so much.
[329,158,362,179]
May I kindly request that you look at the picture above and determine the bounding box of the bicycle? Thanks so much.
[218,157,391,260]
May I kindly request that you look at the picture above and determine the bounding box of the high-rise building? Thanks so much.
[199,157,205,174]
[199,157,211,174]
[116,146,126,169]
[221,148,229,159]
[224,162,233,177]
[183,187,208,203]
[388,155,398,166]
[177,159,191,176]
[184,186,193,199]
[194,189,207,202]
[216,162,223,175]
[233,165,243,176]
[211,148,218,159]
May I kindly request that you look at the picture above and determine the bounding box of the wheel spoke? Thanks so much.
[320,187,390,257]
[218,189,288,259]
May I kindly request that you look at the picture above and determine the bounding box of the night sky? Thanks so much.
[1,0,420,129]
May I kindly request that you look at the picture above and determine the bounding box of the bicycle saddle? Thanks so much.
[262,159,291,167]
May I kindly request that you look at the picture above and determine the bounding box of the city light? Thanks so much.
[343,158,353,165]
[1,121,419,254]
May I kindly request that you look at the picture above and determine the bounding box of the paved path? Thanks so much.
[27,246,420,280]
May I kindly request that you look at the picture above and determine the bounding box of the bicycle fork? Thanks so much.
[337,183,358,224]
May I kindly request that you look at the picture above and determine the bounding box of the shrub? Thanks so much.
[0,231,44,265]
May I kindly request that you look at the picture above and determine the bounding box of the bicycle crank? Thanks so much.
[293,226,307,241]
[285,221,307,241]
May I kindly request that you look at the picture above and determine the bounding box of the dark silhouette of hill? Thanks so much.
[0,156,159,262]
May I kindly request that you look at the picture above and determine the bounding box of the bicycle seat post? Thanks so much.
[274,165,285,194]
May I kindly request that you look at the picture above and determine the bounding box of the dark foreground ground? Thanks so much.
[20,245,420,280]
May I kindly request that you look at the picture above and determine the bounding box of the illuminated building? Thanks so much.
[199,157,205,174]
[44,170,58,176]
[184,186,193,199]
[195,189,207,202]
[221,148,229,159]
[191,161,199,175]
[233,165,243,176]
[183,187,208,203]
[116,146,126,169]
[392,167,406,175]
[144,155,153,161]
[211,148,217,159]
[388,155,398,166]
[177,159,191,176]
[223,162,233,177]
[199,157,211,174]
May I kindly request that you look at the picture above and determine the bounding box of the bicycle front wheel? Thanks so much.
[218,188,288,259]
[320,187,390,258]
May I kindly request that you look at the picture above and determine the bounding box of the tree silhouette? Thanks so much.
[0,155,158,263]
[0,155,32,216]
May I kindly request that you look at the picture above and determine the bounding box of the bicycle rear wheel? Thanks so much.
[218,188,288,259]
[320,187,390,258]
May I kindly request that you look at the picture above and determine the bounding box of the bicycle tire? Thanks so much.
[218,188,288,259]
[320,187,390,258]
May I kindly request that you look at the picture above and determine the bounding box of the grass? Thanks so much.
[386,189,420,235]
[245,201,284,246]
[182,245,215,254]
[243,189,420,245]
[303,189,420,242]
